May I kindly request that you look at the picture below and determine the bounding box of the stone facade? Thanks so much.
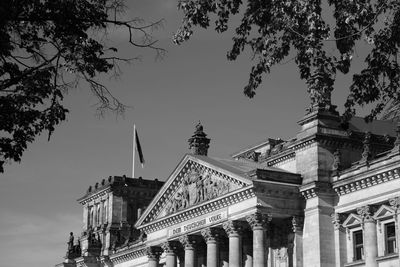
[57,113,400,267]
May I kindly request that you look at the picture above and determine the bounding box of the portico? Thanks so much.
[135,149,304,267]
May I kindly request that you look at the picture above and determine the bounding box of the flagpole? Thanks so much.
[132,124,136,178]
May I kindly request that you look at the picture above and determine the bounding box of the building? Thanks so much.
[57,106,400,267]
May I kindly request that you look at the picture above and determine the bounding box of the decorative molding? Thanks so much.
[145,246,162,261]
[300,181,334,199]
[222,220,244,237]
[333,167,400,196]
[292,216,304,233]
[200,228,222,243]
[357,205,376,223]
[331,213,346,231]
[140,186,255,234]
[246,211,271,230]
[332,149,342,176]
[161,241,180,254]
[79,188,112,205]
[178,235,199,249]
[110,246,147,264]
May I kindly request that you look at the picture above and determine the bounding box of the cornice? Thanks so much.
[333,166,400,196]
[138,186,255,234]
[300,181,334,200]
[110,245,147,264]
[78,187,112,205]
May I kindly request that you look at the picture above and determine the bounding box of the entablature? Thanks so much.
[137,186,255,234]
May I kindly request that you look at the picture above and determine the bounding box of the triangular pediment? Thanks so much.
[343,213,362,228]
[373,205,395,220]
[136,154,252,227]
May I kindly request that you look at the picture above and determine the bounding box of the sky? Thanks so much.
[0,1,375,266]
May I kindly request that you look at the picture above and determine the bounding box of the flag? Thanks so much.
[135,128,145,167]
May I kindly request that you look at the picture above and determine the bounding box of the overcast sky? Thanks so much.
[0,1,375,266]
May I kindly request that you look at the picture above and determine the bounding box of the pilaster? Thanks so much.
[331,213,347,267]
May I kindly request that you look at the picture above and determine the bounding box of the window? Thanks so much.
[353,230,364,261]
[385,222,396,254]
[103,201,107,223]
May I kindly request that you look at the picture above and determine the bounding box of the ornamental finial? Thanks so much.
[188,122,211,156]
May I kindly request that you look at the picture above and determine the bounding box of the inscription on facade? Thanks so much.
[168,211,227,237]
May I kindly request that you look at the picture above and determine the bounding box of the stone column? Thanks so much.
[201,228,220,267]
[246,211,271,267]
[357,206,378,267]
[222,220,243,267]
[161,241,179,267]
[331,213,347,267]
[179,235,197,267]
[389,197,400,266]
[146,246,161,267]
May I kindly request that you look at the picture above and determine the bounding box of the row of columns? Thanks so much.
[146,211,271,267]
[332,198,400,267]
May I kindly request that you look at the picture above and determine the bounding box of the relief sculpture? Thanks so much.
[166,167,231,215]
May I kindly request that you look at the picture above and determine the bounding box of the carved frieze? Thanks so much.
[161,166,240,216]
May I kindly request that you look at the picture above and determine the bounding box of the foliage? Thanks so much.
[0,0,164,172]
[174,0,400,120]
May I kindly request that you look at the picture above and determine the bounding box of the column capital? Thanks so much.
[201,227,221,243]
[146,246,162,260]
[161,241,180,254]
[331,213,346,231]
[389,197,400,212]
[246,211,271,230]
[291,216,304,233]
[222,220,244,237]
[179,235,199,249]
[357,205,376,223]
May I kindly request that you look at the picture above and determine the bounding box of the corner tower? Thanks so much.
[77,176,163,257]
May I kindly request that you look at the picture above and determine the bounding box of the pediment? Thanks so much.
[342,213,362,228]
[136,155,252,227]
[374,205,395,220]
